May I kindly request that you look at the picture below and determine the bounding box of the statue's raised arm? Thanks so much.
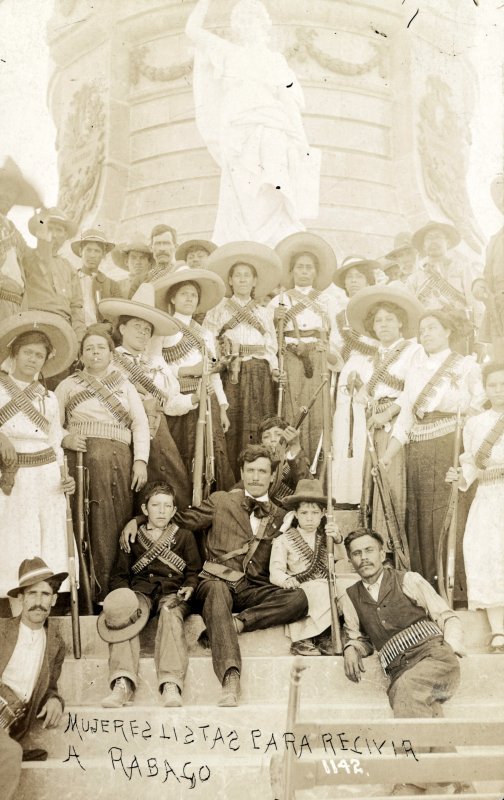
[186,0,321,247]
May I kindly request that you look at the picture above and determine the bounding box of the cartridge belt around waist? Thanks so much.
[410,412,457,443]
[0,684,27,731]
[15,447,56,467]
[0,288,23,305]
[178,376,200,394]
[68,420,131,445]
[237,344,266,357]
[379,619,443,673]
[285,329,322,340]
[478,466,504,485]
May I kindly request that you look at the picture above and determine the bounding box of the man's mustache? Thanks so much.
[28,605,47,611]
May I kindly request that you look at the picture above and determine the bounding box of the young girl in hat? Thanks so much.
[269,479,342,656]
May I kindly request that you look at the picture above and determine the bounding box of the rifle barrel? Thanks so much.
[62,457,81,659]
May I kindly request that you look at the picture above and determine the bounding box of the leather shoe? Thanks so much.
[22,748,48,761]
[218,668,240,707]
[290,638,320,656]
[390,783,425,796]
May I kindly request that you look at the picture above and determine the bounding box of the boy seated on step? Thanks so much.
[97,481,201,708]
[269,479,343,656]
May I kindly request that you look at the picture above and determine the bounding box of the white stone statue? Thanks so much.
[186,0,321,247]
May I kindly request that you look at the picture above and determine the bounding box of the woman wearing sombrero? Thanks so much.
[381,309,483,593]
[0,311,77,600]
[99,283,196,510]
[55,326,151,603]
[204,241,282,474]
[153,268,236,491]
[343,285,424,539]
[269,232,337,462]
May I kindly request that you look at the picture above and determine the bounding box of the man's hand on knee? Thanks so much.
[344,646,365,683]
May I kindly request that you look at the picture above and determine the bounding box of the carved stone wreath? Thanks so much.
[57,83,106,226]
[129,27,387,86]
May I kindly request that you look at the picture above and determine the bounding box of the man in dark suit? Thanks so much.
[121,444,309,706]
[0,558,67,800]
[177,444,308,705]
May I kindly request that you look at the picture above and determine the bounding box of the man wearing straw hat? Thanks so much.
[71,227,116,325]
[0,558,67,800]
[24,207,86,345]
[384,232,418,281]
[0,156,42,321]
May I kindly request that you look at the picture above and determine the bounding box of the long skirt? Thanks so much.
[285,578,331,642]
[406,433,472,601]
[223,358,275,475]
[169,394,235,495]
[463,481,504,610]
[67,439,133,603]
[147,414,191,511]
[0,459,69,597]
[283,348,324,463]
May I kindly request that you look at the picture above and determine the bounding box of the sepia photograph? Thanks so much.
[0,0,503,797]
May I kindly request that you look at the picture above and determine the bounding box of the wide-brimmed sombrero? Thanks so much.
[98,283,180,336]
[28,207,77,240]
[0,311,78,377]
[384,232,417,261]
[175,238,217,263]
[346,284,425,339]
[275,232,336,291]
[71,228,115,257]
[333,256,379,290]
[412,221,460,254]
[154,267,226,314]
[97,588,150,644]
[205,241,282,299]
[111,239,154,270]
[0,156,42,208]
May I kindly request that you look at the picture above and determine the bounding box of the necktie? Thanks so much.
[242,496,271,519]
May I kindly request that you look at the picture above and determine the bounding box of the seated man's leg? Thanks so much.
[155,594,191,706]
[233,581,308,632]
[102,636,141,708]
[0,729,22,800]
[195,579,240,684]
[388,640,460,720]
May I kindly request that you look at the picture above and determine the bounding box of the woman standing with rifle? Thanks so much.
[345,285,424,542]
[330,257,378,505]
[446,362,504,651]
[204,241,282,475]
[98,283,193,510]
[381,310,484,593]
[0,312,77,601]
[269,233,337,463]
[153,268,235,493]
[56,327,150,603]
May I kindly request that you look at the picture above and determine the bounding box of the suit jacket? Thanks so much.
[177,488,285,581]
[0,617,65,742]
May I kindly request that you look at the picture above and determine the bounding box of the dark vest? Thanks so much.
[347,568,427,652]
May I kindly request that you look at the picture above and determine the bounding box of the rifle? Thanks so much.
[437,407,463,607]
[62,457,81,658]
[204,393,215,499]
[276,290,286,416]
[192,347,210,507]
[75,451,95,612]
[366,429,410,571]
[322,346,343,655]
